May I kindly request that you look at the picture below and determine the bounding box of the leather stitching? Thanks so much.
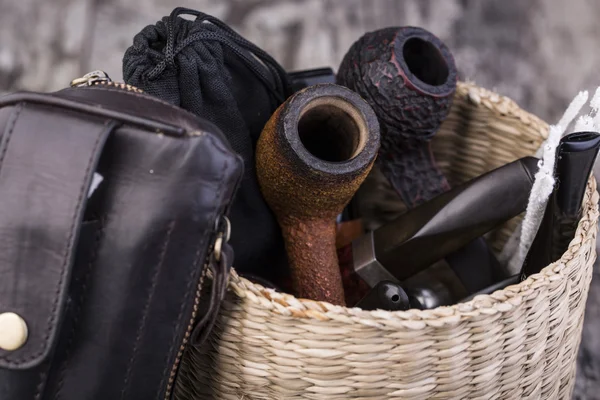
[54,218,106,399]
[0,104,23,176]
[121,220,176,399]
[34,369,48,400]
[157,136,229,399]
[1,119,111,366]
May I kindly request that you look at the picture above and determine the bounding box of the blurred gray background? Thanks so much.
[1,0,600,398]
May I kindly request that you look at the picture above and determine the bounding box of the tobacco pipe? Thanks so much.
[520,131,600,280]
[256,83,380,305]
[337,26,457,205]
[462,131,600,301]
[336,27,508,297]
[402,259,469,309]
[339,156,539,305]
[459,275,520,303]
[289,68,336,93]
[355,281,410,311]
[393,247,500,310]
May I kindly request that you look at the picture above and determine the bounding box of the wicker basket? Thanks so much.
[173,82,599,400]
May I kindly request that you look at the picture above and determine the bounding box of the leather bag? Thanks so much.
[0,73,243,399]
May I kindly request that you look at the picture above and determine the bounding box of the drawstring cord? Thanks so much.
[146,7,290,103]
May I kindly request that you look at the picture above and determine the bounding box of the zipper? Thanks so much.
[69,70,232,146]
[70,70,144,93]
[70,70,112,87]
[162,247,210,399]
[163,215,231,399]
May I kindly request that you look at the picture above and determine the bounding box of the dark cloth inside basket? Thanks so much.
[123,7,292,281]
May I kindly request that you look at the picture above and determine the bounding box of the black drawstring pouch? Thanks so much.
[123,8,292,282]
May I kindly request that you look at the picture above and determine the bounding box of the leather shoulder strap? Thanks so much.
[0,102,115,369]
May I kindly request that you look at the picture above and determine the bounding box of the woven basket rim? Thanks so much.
[226,82,598,330]
[454,81,549,134]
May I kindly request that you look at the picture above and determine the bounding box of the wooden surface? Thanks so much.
[1,0,599,397]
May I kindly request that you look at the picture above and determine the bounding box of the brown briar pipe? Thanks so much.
[256,84,380,305]
[337,27,457,207]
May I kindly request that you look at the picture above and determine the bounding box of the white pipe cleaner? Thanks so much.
[575,87,600,132]
[506,89,595,272]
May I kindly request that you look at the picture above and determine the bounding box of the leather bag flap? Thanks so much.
[0,100,114,369]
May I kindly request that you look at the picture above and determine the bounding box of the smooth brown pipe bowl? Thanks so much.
[256,83,380,305]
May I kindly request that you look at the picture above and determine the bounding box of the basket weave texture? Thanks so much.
[173,82,599,400]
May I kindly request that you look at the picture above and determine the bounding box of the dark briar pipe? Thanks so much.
[355,281,410,311]
[520,131,600,280]
[336,27,508,301]
[256,83,380,305]
[337,26,457,205]
[402,259,469,309]
[339,156,539,306]
[460,132,600,301]
[288,68,336,93]
[459,275,520,303]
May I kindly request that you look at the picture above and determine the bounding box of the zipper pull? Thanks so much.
[70,70,112,87]
[213,215,231,263]
[191,216,233,347]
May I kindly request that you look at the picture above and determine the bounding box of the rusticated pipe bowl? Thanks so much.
[337,26,457,207]
[256,83,380,305]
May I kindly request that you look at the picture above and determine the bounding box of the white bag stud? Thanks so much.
[0,312,28,351]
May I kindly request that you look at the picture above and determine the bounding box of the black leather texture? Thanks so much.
[0,84,243,399]
[0,105,113,371]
